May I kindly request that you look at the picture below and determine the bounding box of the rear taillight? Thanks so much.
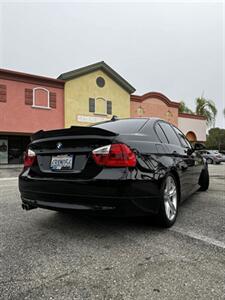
[24,149,36,168]
[92,144,136,167]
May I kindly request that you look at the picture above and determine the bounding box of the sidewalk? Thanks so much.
[0,165,23,179]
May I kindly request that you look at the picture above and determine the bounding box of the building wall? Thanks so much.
[178,115,207,142]
[64,70,131,127]
[0,78,64,134]
[131,93,206,141]
[131,93,179,126]
[0,66,207,150]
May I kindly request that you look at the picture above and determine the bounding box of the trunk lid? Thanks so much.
[29,126,117,178]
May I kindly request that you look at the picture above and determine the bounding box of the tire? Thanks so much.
[158,173,179,228]
[206,158,213,164]
[199,167,209,191]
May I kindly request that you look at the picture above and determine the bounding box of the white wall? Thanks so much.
[178,117,206,141]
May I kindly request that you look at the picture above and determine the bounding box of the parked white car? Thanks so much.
[200,150,225,164]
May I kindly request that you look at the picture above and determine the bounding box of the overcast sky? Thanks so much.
[0,0,224,127]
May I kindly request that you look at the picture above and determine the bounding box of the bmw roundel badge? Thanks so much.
[56,142,63,150]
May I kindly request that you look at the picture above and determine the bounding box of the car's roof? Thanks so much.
[101,117,161,122]
[92,117,162,135]
[92,117,161,127]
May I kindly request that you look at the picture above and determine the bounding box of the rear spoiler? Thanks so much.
[31,126,117,141]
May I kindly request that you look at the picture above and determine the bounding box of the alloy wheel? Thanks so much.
[207,158,213,164]
[163,176,178,221]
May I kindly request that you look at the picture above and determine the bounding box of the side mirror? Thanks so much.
[193,142,206,151]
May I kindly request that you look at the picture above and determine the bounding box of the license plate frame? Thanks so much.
[50,154,73,171]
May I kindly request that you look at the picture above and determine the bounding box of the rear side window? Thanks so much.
[155,123,168,143]
[159,122,181,146]
[172,126,191,148]
[93,119,148,134]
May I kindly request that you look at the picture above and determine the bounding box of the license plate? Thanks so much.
[50,154,73,171]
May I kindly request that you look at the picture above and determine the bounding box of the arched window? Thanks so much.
[95,97,106,115]
[33,87,50,109]
[89,97,112,115]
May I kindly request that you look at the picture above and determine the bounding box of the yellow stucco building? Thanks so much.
[58,61,135,127]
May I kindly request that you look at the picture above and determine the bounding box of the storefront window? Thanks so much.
[0,139,8,164]
[0,135,30,164]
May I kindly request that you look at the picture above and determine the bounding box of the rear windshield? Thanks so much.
[92,119,148,134]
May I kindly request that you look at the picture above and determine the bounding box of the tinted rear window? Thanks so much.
[92,119,148,134]
[159,122,181,146]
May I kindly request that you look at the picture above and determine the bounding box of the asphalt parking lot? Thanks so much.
[0,164,225,300]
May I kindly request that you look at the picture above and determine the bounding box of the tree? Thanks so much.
[178,101,193,114]
[195,97,217,127]
[206,127,225,151]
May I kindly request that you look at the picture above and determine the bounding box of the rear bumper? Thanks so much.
[19,174,161,216]
[218,158,225,163]
[208,157,225,163]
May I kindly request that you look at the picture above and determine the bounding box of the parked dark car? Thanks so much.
[19,118,209,227]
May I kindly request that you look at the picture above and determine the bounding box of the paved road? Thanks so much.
[0,166,22,179]
[0,165,225,300]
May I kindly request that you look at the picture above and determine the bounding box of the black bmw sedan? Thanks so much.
[19,118,209,227]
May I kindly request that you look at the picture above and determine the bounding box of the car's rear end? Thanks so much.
[213,152,225,163]
[209,151,223,164]
[19,120,161,216]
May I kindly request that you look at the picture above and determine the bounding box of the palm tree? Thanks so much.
[195,97,217,127]
[179,101,193,114]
